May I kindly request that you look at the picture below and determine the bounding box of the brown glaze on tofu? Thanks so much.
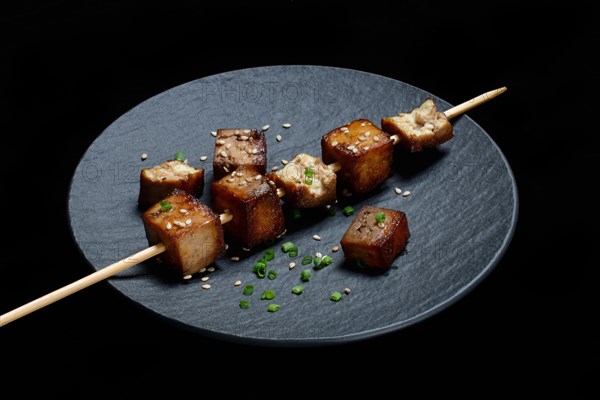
[212,129,267,181]
[321,119,393,194]
[340,205,409,270]
[142,189,225,276]
[266,153,337,208]
[211,166,285,249]
[138,160,204,210]
[381,98,453,152]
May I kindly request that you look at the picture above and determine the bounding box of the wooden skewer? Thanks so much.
[1,209,237,327]
[1,87,506,327]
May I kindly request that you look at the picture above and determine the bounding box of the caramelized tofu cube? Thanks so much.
[266,153,337,208]
[321,119,393,194]
[340,205,409,270]
[381,98,453,152]
[211,167,285,249]
[142,189,225,276]
[138,160,204,210]
[212,129,267,181]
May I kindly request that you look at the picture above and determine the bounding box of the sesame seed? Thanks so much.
[141,153,148,160]
[282,123,291,128]
[377,222,385,229]
[271,166,279,171]
[226,143,232,149]
[289,262,296,270]
[363,146,370,151]
[268,180,276,186]
[313,235,321,241]
[344,288,351,295]
[251,148,258,154]
[402,190,411,197]
[223,166,229,172]
[216,139,225,145]
[331,141,338,147]
[180,209,188,214]
[243,129,251,134]
[200,155,208,161]
[226,177,235,182]
[239,135,249,141]
[238,180,247,186]
[360,122,366,126]
[199,267,207,273]
[234,130,240,135]
[341,127,349,132]
[315,252,322,258]
[207,266,215,272]
[230,256,240,261]
[358,136,366,141]
[242,247,251,252]
[332,245,339,252]
[352,148,359,153]
[262,124,270,131]
[185,219,192,225]
[395,187,402,195]
[373,136,380,142]
[364,131,371,137]
[225,244,229,250]
[211,131,217,137]
[276,135,282,142]
[234,280,242,286]
[166,222,172,230]
[220,150,228,158]
[254,175,262,181]
[201,276,209,282]
[173,221,186,227]
[183,274,192,280]
[281,159,289,165]
[183,159,188,164]
[201,284,211,289]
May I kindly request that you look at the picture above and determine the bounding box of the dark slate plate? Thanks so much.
[68,65,518,346]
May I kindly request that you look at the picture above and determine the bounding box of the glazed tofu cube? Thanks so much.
[266,153,337,208]
[138,160,204,210]
[211,166,285,249]
[213,129,267,181]
[142,189,225,277]
[340,205,410,270]
[321,119,393,194]
[381,98,453,152]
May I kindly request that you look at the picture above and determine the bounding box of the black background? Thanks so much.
[1,0,597,396]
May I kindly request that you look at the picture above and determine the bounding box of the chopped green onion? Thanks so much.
[301,255,313,265]
[243,285,254,296]
[330,291,343,302]
[300,269,311,282]
[322,255,333,266]
[159,201,172,212]
[264,249,275,261]
[267,304,280,312]
[288,247,298,258]
[267,269,278,280]
[253,262,267,278]
[239,300,250,309]
[356,260,367,269]
[304,166,314,178]
[261,290,275,300]
[292,285,304,295]
[314,256,323,269]
[328,206,336,216]
[292,209,301,219]
[375,212,386,223]
[343,206,354,216]
[281,242,295,253]
[175,151,185,161]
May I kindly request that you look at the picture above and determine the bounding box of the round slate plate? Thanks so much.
[68,65,518,346]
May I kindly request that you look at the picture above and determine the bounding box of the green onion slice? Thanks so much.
[239,300,250,309]
[243,285,254,296]
[261,290,275,300]
[300,269,311,282]
[330,291,342,302]
[175,151,185,161]
[159,201,172,212]
[292,285,304,295]
[264,249,275,261]
[267,269,278,280]
[375,212,386,223]
[343,206,354,216]
[267,304,280,312]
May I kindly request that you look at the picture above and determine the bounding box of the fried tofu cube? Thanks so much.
[212,129,267,181]
[211,167,285,249]
[381,98,453,152]
[340,205,410,270]
[321,119,393,194]
[138,160,204,210]
[142,189,225,276]
[266,153,337,208]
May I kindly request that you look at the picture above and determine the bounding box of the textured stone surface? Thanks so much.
[68,65,518,346]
